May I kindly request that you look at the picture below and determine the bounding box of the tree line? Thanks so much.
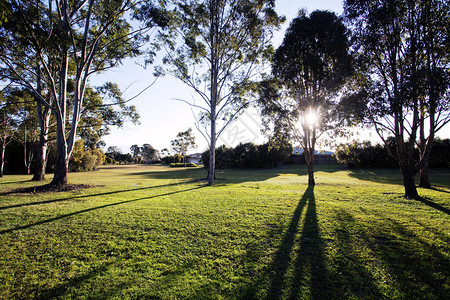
[201,141,293,170]
[1,0,448,199]
[336,138,450,169]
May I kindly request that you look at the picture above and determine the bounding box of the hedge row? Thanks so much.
[170,163,198,168]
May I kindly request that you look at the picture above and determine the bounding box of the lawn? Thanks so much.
[0,165,448,299]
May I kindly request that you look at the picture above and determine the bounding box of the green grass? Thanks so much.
[0,165,448,299]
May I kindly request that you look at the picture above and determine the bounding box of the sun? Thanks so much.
[305,108,319,127]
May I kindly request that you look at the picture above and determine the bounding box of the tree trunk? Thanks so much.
[51,152,69,187]
[33,64,49,181]
[303,122,316,186]
[418,158,431,188]
[400,163,418,199]
[307,161,315,185]
[33,138,48,181]
[305,149,315,186]
[23,140,34,175]
[0,142,5,177]
[208,116,216,186]
[207,0,219,186]
[50,117,69,187]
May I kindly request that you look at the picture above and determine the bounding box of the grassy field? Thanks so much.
[0,165,449,299]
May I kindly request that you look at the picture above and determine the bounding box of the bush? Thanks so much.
[170,163,197,168]
[81,152,96,171]
[429,138,450,168]
[335,139,398,169]
[70,140,106,172]
[104,157,116,165]
[161,155,182,164]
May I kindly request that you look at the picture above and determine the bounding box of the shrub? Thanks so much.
[335,139,398,168]
[70,140,106,172]
[429,138,450,168]
[81,152,96,171]
[170,163,197,168]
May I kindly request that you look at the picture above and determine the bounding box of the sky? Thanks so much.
[91,0,448,155]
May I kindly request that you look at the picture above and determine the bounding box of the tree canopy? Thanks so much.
[344,0,450,198]
[0,0,164,185]
[259,10,352,185]
[171,128,197,166]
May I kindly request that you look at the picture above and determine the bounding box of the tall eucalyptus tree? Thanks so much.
[260,10,352,185]
[157,0,283,185]
[344,0,449,198]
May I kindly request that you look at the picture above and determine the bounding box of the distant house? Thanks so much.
[291,147,338,165]
[187,153,202,164]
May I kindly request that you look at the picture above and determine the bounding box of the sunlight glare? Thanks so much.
[305,108,319,127]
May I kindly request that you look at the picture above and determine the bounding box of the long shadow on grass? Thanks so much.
[333,210,384,298]
[265,186,310,299]
[347,168,450,190]
[35,261,114,300]
[131,165,343,184]
[0,186,203,235]
[417,196,450,215]
[266,185,332,299]
[0,181,194,211]
[365,214,449,298]
[288,185,330,299]
[0,180,31,185]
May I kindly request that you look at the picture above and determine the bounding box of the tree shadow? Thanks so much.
[0,185,204,235]
[265,185,310,299]
[0,181,196,211]
[428,187,450,194]
[332,210,384,298]
[289,185,330,299]
[365,215,449,299]
[0,180,32,185]
[261,189,383,299]
[130,165,344,184]
[347,168,450,190]
[35,261,115,300]
[417,196,450,215]
[265,185,334,299]
[347,169,404,186]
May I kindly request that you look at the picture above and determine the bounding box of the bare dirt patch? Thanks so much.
[13,184,95,194]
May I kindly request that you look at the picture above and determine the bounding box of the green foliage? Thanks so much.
[336,138,450,169]
[429,138,450,168]
[104,157,116,165]
[0,165,448,299]
[336,140,398,169]
[141,144,159,163]
[0,0,162,185]
[343,0,450,197]
[170,163,197,168]
[0,0,10,25]
[79,83,140,149]
[161,154,182,165]
[70,140,105,172]
[259,10,352,185]
[273,10,352,98]
[171,128,196,164]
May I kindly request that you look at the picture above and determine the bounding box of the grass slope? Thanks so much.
[0,165,449,299]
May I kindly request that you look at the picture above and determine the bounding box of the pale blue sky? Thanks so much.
[93,0,449,155]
